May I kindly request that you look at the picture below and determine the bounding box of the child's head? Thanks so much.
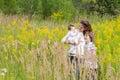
[84,31,94,43]
[68,24,75,31]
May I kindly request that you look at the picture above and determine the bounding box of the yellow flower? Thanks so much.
[7,24,11,28]
[24,20,29,27]
[13,20,17,25]
[30,30,35,36]
[8,35,13,41]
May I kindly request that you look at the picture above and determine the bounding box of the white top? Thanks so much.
[62,29,85,56]
[85,42,95,54]
[61,30,78,44]
[85,42,98,69]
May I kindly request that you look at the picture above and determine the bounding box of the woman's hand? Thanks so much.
[64,40,70,44]
[64,40,78,45]
[74,42,79,46]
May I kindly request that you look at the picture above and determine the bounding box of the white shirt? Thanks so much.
[85,42,95,54]
[62,30,85,56]
[85,42,98,69]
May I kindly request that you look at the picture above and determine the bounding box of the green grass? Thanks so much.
[0,13,120,80]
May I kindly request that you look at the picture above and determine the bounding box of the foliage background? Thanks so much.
[0,0,120,20]
[0,0,120,80]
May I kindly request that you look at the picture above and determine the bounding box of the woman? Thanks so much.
[62,20,92,80]
[63,20,92,63]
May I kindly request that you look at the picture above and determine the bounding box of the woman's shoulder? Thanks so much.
[78,32,84,37]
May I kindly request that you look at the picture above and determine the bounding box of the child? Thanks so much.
[84,31,98,70]
[62,24,78,56]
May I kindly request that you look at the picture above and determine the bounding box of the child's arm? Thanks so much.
[61,31,70,43]
[64,39,76,45]
[62,32,77,45]
[61,35,68,43]
[62,32,74,44]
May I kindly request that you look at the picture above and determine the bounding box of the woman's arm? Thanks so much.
[62,31,79,45]
[62,32,76,45]
[61,35,68,43]
[64,40,77,45]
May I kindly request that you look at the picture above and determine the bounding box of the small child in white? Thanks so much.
[84,31,98,70]
[61,24,78,55]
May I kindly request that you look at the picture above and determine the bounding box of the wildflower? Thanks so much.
[8,35,13,41]
[0,72,5,76]
[13,20,17,25]
[24,20,29,27]
[7,24,11,28]
[32,42,34,45]
[2,68,7,73]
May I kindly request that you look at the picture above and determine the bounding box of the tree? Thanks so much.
[0,0,4,11]
[3,0,17,14]
[72,0,96,15]
[95,0,120,16]
[41,0,64,19]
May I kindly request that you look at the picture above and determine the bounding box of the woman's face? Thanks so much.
[79,23,85,32]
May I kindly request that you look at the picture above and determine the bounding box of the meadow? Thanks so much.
[0,13,120,80]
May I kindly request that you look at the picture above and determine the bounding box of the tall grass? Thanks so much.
[0,13,120,80]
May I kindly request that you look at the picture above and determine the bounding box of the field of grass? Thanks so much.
[0,13,120,80]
